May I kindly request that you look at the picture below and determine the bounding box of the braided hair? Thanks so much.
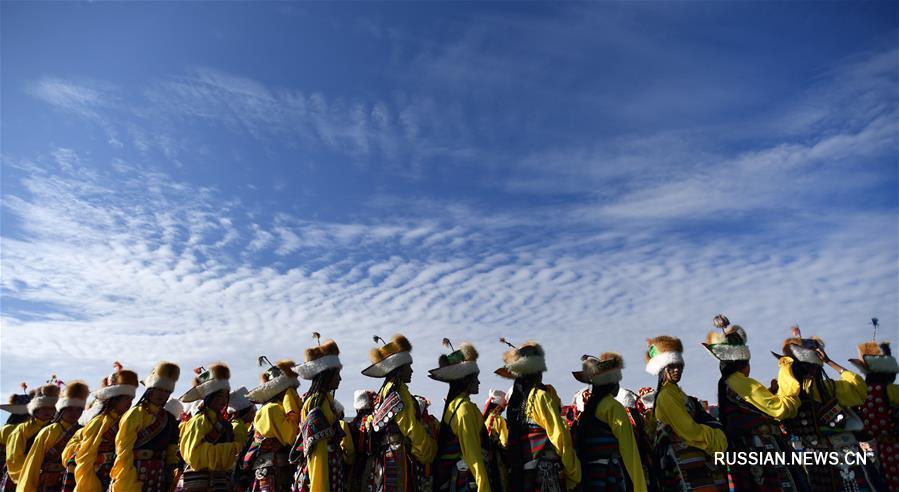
[716,360,749,429]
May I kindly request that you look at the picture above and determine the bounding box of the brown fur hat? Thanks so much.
[305,339,340,362]
[645,335,684,376]
[261,360,298,383]
[850,341,897,374]
[495,340,546,379]
[27,383,60,414]
[56,381,90,410]
[194,363,230,387]
[369,334,412,364]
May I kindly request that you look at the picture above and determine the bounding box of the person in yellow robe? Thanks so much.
[3,383,60,489]
[240,357,301,492]
[179,363,247,491]
[482,389,509,492]
[1,385,33,491]
[17,381,90,492]
[571,352,647,492]
[496,338,581,491]
[849,333,899,491]
[646,335,728,492]
[780,326,875,492]
[702,314,806,491]
[74,363,139,492]
[291,334,346,492]
[362,334,437,492]
[428,339,491,492]
[110,361,181,492]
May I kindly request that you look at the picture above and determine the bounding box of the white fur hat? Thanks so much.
[164,398,184,418]
[645,336,684,376]
[295,336,342,380]
[362,335,413,378]
[247,358,300,404]
[180,364,231,404]
[227,386,255,413]
[495,339,547,379]
[353,390,375,412]
[429,340,480,382]
[573,352,624,386]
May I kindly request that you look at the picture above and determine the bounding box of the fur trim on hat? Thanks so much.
[573,352,625,385]
[0,391,31,415]
[333,399,345,417]
[247,360,300,404]
[495,341,547,379]
[144,361,180,392]
[429,342,480,382]
[354,390,375,411]
[164,398,184,418]
[850,341,898,374]
[56,381,90,411]
[28,384,60,414]
[362,351,413,378]
[369,334,412,364]
[616,388,638,408]
[227,386,254,413]
[783,337,825,365]
[645,336,684,375]
[702,330,751,361]
[180,363,231,403]
[296,340,343,380]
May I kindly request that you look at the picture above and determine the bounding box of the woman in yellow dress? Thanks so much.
[16,381,90,492]
[428,339,491,492]
[110,361,182,492]
[241,358,301,492]
[3,382,60,490]
[1,385,33,492]
[290,334,345,492]
[496,338,581,491]
[571,352,647,492]
[646,335,727,492]
[179,363,247,491]
[74,363,139,492]
[362,334,436,492]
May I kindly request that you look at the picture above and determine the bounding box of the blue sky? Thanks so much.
[2,2,897,410]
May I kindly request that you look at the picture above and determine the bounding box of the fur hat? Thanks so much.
[353,390,376,412]
[180,363,231,403]
[362,334,413,378]
[0,384,31,415]
[645,336,684,375]
[494,339,547,379]
[573,352,624,386]
[247,357,300,404]
[227,386,255,414]
[781,326,825,365]
[484,389,508,409]
[429,339,480,382]
[27,383,60,415]
[92,362,139,401]
[144,361,180,392]
[56,381,90,411]
[164,398,184,418]
[615,388,638,408]
[702,314,751,362]
[849,341,898,375]
[572,386,591,412]
[295,334,343,380]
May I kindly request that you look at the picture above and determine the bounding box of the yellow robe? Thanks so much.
[1,423,18,450]
[110,402,179,491]
[16,420,79,492]
[74,411,122,492]
[4,418,49,484]
[301,393,339,491]
[62,428,84,476]
[253,387,301,446]
[655,382,727,456]
[485,413,508,448]
[338,421,354,465]
[593,395,647,492]
[726,357,801,420]
[441,394,491,492]
[376,381,436,465]
[526,386,582,489]
[888,384,899,406]
[180,409,248,472]
[801,369,868,407]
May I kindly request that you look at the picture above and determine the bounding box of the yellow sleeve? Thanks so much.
[179,412,243,472]
[655,385,727,455]
[110,405,149,491]
[0,425,14,446]
[254,402,298,446]
[496,416,509,448]
[63,428,83,470]
[726,368,799,420]
[283,388,302,425]
[339,421,354,465]
[597,397,647,492]
[450,400,490,492]
[5,419,42,483]
[834,370,867,407]
[888,384,899,407]
[302,396,335,492]
[16,423,60,492]
[75,414,115,492]
[531,389,581,488]
[394,386,437,465]
[230,419,250,448]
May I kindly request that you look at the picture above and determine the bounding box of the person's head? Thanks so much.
[663,363,684,383]
[719,360,750,378]
[327,369,342,390]
[865,372,896,385]
[466,373,480,395]
[28,383,61,422]
[145,388,172,407]
[32,405,55,421]
[791,361,820,382]
[394,363,413,384]
[59,406,84,424]
[203,389,229,413]
[105,394,135,415]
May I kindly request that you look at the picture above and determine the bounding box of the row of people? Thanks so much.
[0,315,896,492]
